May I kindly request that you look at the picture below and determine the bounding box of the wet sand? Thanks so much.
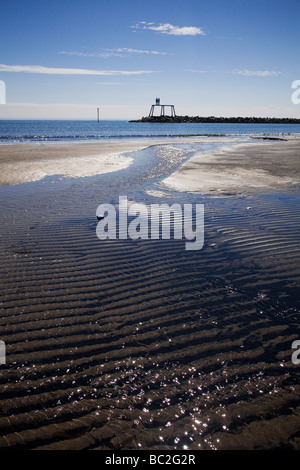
[162,138,300,195]
[0,141,157,185]
[0,138,300,451]
[0,137,237,186]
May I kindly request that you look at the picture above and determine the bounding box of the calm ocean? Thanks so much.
[0,119,300,144]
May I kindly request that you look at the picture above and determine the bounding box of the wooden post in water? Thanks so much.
[97,107,100,122]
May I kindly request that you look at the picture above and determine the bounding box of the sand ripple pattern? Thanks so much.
[0,147,300,450]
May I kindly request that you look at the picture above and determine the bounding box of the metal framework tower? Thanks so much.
[149,98,176,118]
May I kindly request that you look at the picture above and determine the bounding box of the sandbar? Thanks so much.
[162,138,300,195]
[0,140,161,186]
[0,136,241,186]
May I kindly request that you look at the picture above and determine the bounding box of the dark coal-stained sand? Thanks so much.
[0,139,300,450]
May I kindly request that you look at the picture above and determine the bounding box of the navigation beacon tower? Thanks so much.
[148,98,176,118]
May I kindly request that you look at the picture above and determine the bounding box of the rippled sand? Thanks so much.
[0,140,300,450]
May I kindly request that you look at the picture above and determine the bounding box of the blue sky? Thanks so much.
[0,0,299,119]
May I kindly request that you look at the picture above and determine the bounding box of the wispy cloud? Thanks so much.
[0,64,155,75]
[95,82,125,85]
[236,69,282,77]
[186,69,212,73]
[59,48,169,58]
[132,22,206,36]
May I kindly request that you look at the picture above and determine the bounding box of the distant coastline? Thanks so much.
[130,116,300,124]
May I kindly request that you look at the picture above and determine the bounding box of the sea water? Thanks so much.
[0,119,299,144]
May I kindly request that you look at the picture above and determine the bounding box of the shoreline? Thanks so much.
[1,137,299,192]
[0,136,237,186]
[0,140,156,186]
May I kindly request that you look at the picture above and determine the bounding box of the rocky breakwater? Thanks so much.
[130,115,300,124]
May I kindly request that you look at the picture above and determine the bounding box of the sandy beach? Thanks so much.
[0,138,208,186]
[1,137,299,193]
[0,140,161,185]
[0,137,245,187]
[0,137,300,451]
[162,138,300,195]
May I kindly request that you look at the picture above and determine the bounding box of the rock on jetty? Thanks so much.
[130,116,300,124]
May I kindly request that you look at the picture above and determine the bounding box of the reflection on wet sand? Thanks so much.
[0,139,300,450]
